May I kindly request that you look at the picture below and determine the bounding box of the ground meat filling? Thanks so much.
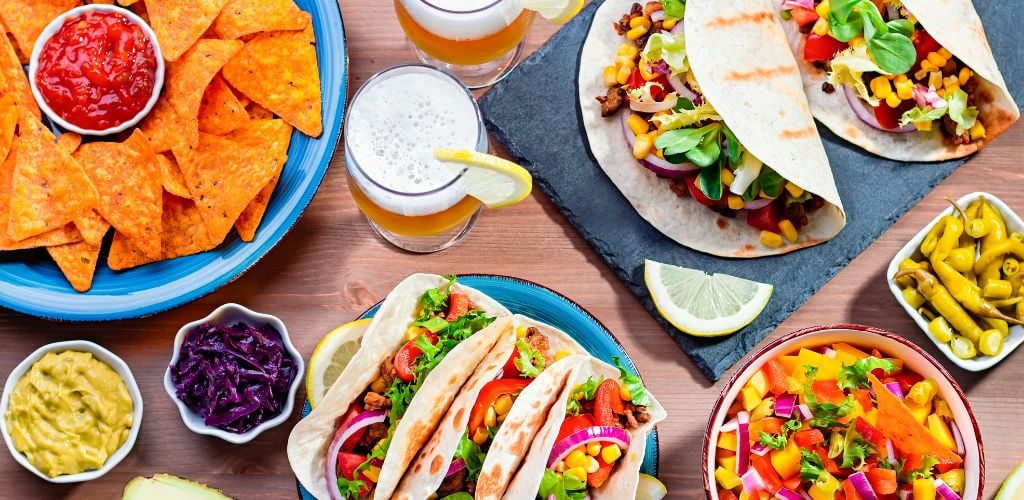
[437,468,466,497]
[357,422,388,451]
[597,86,627,117]
[618,403,653,430]
[524,327,555,365]
[363,391,390,411]
[379,355,397,387]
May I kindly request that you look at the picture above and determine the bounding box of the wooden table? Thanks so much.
[2,3,1022,498]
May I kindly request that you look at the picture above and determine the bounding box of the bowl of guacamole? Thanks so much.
[0,340,143,483]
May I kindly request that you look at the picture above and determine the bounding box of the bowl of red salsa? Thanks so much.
[28,4,163,135]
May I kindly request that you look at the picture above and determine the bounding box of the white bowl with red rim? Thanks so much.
[702,325,984,499]
[27,4,164,136]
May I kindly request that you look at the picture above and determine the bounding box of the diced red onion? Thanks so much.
[885,439,896,466]
[741,468,766,494]
[751,442,771,456]
[744,198,774,210]
[670,19,684,35]
[843,85,916,133]
[547,426,631,469]
[934,478,962,500]
[720,417,739,433]
[650,60,671,76]
[736,411,750,475]
[666,74,699,102]
[796,404,813,420]
[446,458,466,477]
[799,491,812,500]
[774,393,796,419]
[775,489,803,500]
[885,381,905,400]
[848,471,880,500]
[620,111,699,178]
[780,0,814,9]
[912,85,947,109]
[951,421,965,456]
[651,9,666,23]
[325,409,388,500]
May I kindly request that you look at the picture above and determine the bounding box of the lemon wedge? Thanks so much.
[997,460,1024,500]
[306,319,372,409]
[636,473,668,500]
[434,148,533,209]
[517,0,585,22]
[644,259,773,337]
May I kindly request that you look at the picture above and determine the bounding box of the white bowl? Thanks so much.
[0,340,143,483]
[28,4,164,136]
[164,303,305,444]
[702,325,984,499]
[887,192,1024,371]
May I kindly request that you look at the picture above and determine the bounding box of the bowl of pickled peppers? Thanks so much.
[888,192,1024,371]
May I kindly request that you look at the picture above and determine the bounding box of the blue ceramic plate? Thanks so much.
[0,0,346,321]
[298,274,658,499]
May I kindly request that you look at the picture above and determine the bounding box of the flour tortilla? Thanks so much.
[287,274,510,499]
[580,0,846,258]
[780,0,1019,161]
[395,316,588,500]
[503,357,667,499]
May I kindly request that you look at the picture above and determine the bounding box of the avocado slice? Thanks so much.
[122,473,232,500]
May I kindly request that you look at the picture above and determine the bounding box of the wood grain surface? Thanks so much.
[1,2,1021,498]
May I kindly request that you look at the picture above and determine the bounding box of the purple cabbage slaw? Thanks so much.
[171,322,296,434]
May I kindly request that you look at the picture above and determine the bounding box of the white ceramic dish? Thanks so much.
[164,303,304,444]
[28,4,164,136]
[0,340,143,483]
[702,325,984,499]
[887,192,1024,371]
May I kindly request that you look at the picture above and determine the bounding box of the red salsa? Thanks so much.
[35,10,158,131]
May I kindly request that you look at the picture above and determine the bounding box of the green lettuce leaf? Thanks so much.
[650,102,721,131]
[513,338,546,378]
[899,105,948,127]
[612,356,651,406]
[947,88,979,135]
[827,44,888,106]
[640,33,688,75]
[539,469,587,500]
[836,356,896,391]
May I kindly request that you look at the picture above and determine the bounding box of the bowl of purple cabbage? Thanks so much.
[164,303,304,444]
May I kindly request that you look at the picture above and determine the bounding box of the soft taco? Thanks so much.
[581,0,846,257]
[395,316,588,499]
[777,0,1019,161]
[287,274,510,499]
[503,356,666,500]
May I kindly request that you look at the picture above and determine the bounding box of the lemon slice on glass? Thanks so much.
[434,148,533,209]
[517,0,585,23]
[996,460,1024,500]
[644,259,773,337]
[636,474,668,500]
[306,318,372,409]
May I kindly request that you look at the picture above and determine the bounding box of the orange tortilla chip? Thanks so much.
[199,75,249,135]
[165,39,243,149]
[174,119,291,243]
[212,0,308,40]
[47,240,102,292]
[158,153,191,198]
[73,130,162,259]
[869,374,962,464]
[55,132,82,156]
[235,172,278,242]
[0,0,80,67]
[107,193,216,270]
[223,21,322,137]
[147,0,230,62]
[74,210,111,247]
[0,94,15,164]
[138,96,189,153]
[9,107,98,241]
[118,0,141,6]
[247,102,274,120]
[0,28,38,119]
[0,142,81,250]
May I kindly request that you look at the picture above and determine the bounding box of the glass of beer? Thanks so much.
[394,0,535,89]
[344,64,486,253]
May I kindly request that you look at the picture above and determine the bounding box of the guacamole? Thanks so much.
[5,350,134,477]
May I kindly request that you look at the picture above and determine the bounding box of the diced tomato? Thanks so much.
[557,414,596,443]
[762,359,790,396]
[393,332,439,382]
[468,378,532,435]
[912,30,942,71]
[902,452,924,472]
[842,479,860,500]
[812,380,846,405]
[627,68,645,90]
[783,474,803,491]
[589,459,615,488]
[935,462,961,474]
[803,34,850,62]
[749,417,784,441]
[718,489,739,500]
[746,203,781,232]
[445,293,469,321]
[856,417,885,446]
[894,371,924,393]
[873,99,915,130]
[594,379,627,426]
[684,175,724,208]
[336,452,373,496]
[866,468,898,495]
[794,428,825,447]
[853,389,874,412]
[338,404,366,452]
[789,7,819,27]
[750,454,784,494]
[813,446,841,475]
[501,349,521,379]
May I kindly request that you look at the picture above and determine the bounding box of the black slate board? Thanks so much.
[480,0,1024,380]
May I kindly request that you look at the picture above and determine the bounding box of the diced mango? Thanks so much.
[864,407,878,427]
[913,477,937,500]
[927,414,957,451]
[906,401,932,426]
[833,342,870,360]
[778,355,800,375]
[715,466,742,490]
[739,386,764,412]
[795,348,824,382]
[717,430,738,451]
[718,454,737,472]
[815,356,843,382]
[747,370,770,399]
[770,440,802,480]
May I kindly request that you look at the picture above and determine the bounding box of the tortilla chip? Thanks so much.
[0,0,80,66]
[223,21,322,137]
[165,39,243,149]
[73,130,162,258]
[0,142,82,250]
[146,0,230,62]
[869,374,963,464]
[138,96,189,153]
[107,192,216,270]
[8,107,98,241]
[247,102,274,120]
[198,75,249,135]
[74,210,111,247]
[174,119,291,243]
[235,172,278,242]
[118,0,140,5]
[0,94,16,165]
[157,153,191,198]
[47,240,102,292]
[55,132,82,156]
[212,0,308,40]
[0,28,38,119]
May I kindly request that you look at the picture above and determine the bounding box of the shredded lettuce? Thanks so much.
[827,43,888,106]
[947,88,979,135]
[640,33,688,75]
[454,432,486,482]
[899,106,948,127]
[565,377,602,416]
[513,339,546,378]
[650,101,720,131]
[627,81,668,104]
[836,357,896,391]
[612,356,651,406]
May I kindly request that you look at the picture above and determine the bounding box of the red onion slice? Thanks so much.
[629,93,678,114]
[670,19,684,35]
[719,417,739,433]
[848,471,880,500]
[446,458,466,477]
[736,411,750,475]
[744,198,774,210]
[843,85,916,133]
[751,443,771,456]
[666,74,699,102]
[884,381,905,400]
[325,409,388,500]
[620,111,699,178]
[546,426,631,469]
[774,393,796,419]
[796,404,813,420]
[951,421,966,456]
[934,478,963,500]
[885,439,896,466]
[776,488,803,500]
[740,467,765,494]
[650,9,666,23]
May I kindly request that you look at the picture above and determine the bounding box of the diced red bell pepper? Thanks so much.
[762,359,790,396]
[589,458,615,488]
[936,462,961,474]
[856,417,885,446]
[750,454,784,494]
[783,474,803,491]
[746,203,781,232]
[468,378,532,435]
[789,7,819,28]
[336,452,373,496]
[812,380,846,405]
[749,417,784,441]
[813,446,841,475]
[394,332,439,382]
[866,468,898,495]
[719,489,739,500]
[912,30,942,72]
[873,99,915,130]
[843,479,861,500]
[902,452,924,472]
[853,389,874,412]
[445,292,469,321]
[594,379,627,426]
[794,428,826,447]
[650,74,672,101]
[894,371,924,393]
[501,349,522,379]
[804,34,850,62]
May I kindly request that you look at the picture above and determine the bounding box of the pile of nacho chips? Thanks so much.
[0,0,322,292]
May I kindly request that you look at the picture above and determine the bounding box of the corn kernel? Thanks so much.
[849,36,866,48]
[662,18,676,30]
[617,43,638,58]
[885,93,902,108]
[629,16,651,29]
[894,74,909,83]
[633,133,653,159]
[920,60,938,72]
[615,55,636,69]
[586,456,601,474]
[554,461,566,473]
[363,465,382,482]
[926,52,947,68]
[626,25,648,41]
[784,182,804,198]
[720,168,735,187]
[778,220,798,243]
[914,69,929,81]
[914,119,933,132]
[587,442,602,456]
[564,467,588,482]
[371,376,387,393]
[485,406,497,427]
[619,381,632,401]
[727,195,744,210]
[929,71,943,90]
[616,65,631,85]
[760,230,783,248]
[626,113,649,136]
[554,348,572,361]
[472,426,489,444]
[958,67,973,86]
[638,61,656,81]
[516,325,528,339]
[494,394,514,415]
[969,121,986,140]
[811,17,829,36]
[895,79,914,100]
[871,76,892,99]
[943,75,960,90]
[566,449,588,469]
[601,444,623,464]
[938,47,952,59]
[603,66,617,87]
[815,0,830,18]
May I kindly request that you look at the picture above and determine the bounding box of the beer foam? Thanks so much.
[398,0,523,41]
[346,67,482,216]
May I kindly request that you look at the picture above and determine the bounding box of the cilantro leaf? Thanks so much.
[336,477,365,498]
[455,432,487,482]
[612,356,651,406]
[836,357,896,391]
[566,377,602,416]
[513,339,546,378]
[539,469,588,500]
[800,448,828,482]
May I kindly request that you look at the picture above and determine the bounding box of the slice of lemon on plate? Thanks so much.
[517,0,585,22]
[636,473,668,500]
[434,148,532,209]
[644,259,773,337]
[306,318,372,409]
[997,460,1024,500]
